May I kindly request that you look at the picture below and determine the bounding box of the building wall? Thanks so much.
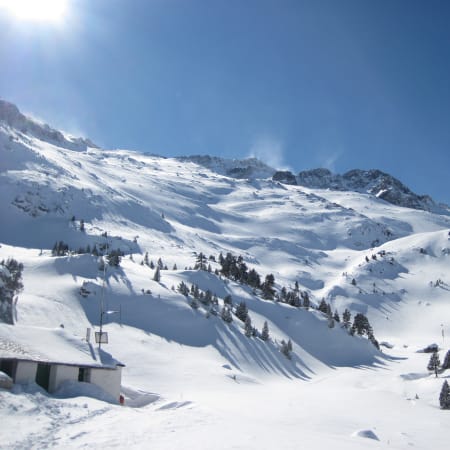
[48,364,78,393]
[14,361,37,384]
[90,366,122,400]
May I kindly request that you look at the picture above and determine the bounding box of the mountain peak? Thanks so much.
[0,99,98,152]
[176,154,276,179]
[297,167,447,213]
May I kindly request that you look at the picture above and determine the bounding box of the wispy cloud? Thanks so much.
[321,151,341,172]
[248,136,289,170]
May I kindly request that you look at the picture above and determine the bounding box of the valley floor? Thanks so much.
[1,338,449,449]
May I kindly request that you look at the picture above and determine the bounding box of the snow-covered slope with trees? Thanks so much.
[1,101,450,449]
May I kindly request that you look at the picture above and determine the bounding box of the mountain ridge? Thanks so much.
[1,99,446,213]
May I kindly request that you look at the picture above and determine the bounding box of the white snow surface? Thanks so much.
[0,110,450,448]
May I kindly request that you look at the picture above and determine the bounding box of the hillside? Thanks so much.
[1,101,450,449]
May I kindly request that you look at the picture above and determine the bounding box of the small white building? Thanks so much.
[0,324,124,402]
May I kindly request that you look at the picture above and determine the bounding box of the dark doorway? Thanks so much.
[0,359,17,379]
[78,367,91,382]
[35,363,51,391]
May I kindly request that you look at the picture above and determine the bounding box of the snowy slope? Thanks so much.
[1,102,450,449]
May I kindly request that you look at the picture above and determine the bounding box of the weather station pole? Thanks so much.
[97,233,120,349]
[98,233,108,350]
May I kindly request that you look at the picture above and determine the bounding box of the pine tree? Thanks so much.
[318,298,328,314]
[261,274,275,300]
[439,380,450,409]
[221,306,233,323]
[202,290,212,306]
[153,266,161,282]
[333,310,340,322]
[280,340,291,359]
[247,268,261,288]
[342,309,352,329]
[190,297,199,309]
[442,349,450,370]
[244,316,253,337]
[107,249,123,267]
[144,252,150,266]
[193,284,200,299]
[177,281,189,296]
[235,301,248,322]
[428,351,441,377]
[261,321,270,341]
[301,291,310,308]
[351,313,373,337]
[195,252,207,271]
[0,258,24,324]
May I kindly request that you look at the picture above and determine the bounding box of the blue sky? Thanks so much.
[0,0,449,203]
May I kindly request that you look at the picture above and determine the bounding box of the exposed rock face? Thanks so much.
[297,168,447,213]
[272,170,297,185]
[0,99,97,151]
[176,155,275,179]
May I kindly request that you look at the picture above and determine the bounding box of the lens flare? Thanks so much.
[0,0,67,23]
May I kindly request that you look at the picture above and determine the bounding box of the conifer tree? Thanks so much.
[439,380,450,409]
[107,249,123,267]
[195,252,207,270]
[261,274,275,300]
[342,309,352,329]
[202,290,212,306]
[442,349,450,370]
[247,268,261,288]
[177,281,189,296]
[351,313,373,337]
[0,258,24,324]
[221,306,233,323]
[190,297,199,309]
[235,301,248,322]
[301,291,310,308]
[428,351,441,377]
[153,266,161,282]
[318,298,328,314]
[244,316,253,337]
[261,321,270,341]
[280,339,293,359]
[193,284,200,299]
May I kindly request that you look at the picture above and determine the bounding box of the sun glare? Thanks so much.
[0,0,67,23]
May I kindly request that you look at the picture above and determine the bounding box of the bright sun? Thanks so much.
[0,0,67,23]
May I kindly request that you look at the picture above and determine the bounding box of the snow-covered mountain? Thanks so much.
[0,99,97,153]
[296,167,449,214]
[1,101,450,449]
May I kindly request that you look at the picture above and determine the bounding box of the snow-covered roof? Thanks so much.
[0,324,123,369]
